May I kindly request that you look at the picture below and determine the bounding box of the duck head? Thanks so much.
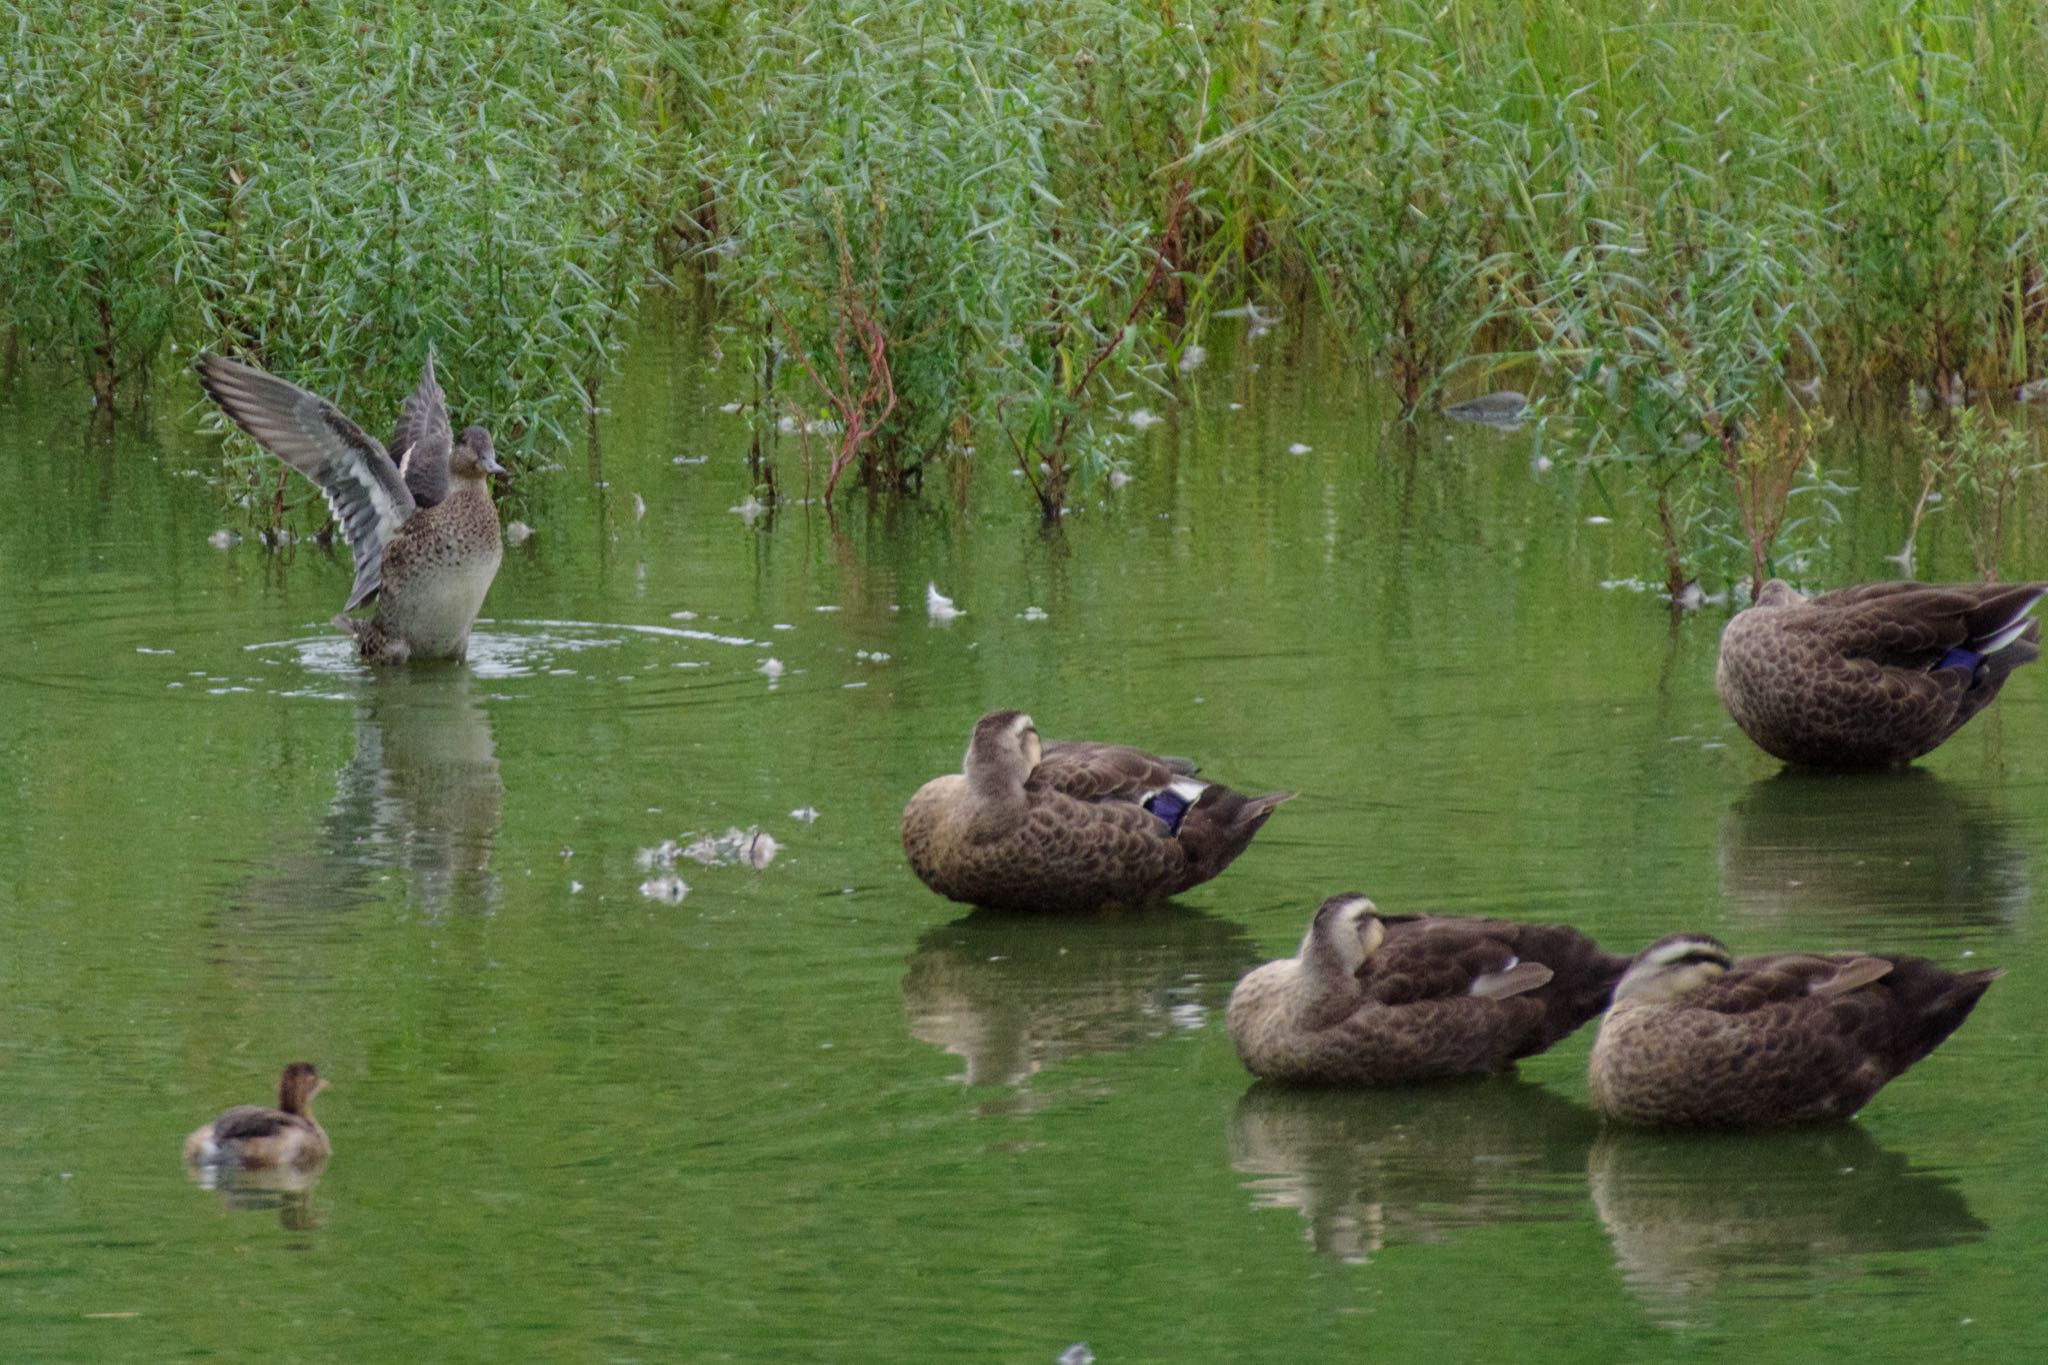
[1611,933,1734,1005]
[964,710,1040,794]
[452,426,506,479]
[1301,894,1388,979]
[277,1061,330,1115]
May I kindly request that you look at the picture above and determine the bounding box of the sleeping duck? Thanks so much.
[1717,579,2047,768]
[901,710,1291,913]
[1227,894,1630,1085]
[1588,933,2001,1127]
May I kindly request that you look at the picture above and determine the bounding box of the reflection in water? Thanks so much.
[1717,770,2027,926]
[1228,1080,1599,1264]
[232,670,503,919]
[185,1161,326,1232]
[1588,1126,1985,1313]
[902,908,1261,1086]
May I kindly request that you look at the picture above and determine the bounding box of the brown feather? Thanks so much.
[1227,897,1632,1085]
[1718,578,2047,768]
[1591,937,2001,1126]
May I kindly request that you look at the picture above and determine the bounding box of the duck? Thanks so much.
[1442,390,1529,424]
[1226,894,1632,1085]
[182,1062,332,1170]
[900,709,1292,913]
[1588,933,2001,1127]
[1716,578,2048,768]
[197,353,505,664]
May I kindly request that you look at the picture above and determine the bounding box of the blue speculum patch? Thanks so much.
[1143,788,1192,833]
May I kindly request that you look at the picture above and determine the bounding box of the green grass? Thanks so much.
[5,0,2047,558]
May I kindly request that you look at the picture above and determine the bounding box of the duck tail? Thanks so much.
[1964,584,2048,653]
[1504,926,1633,1051]
[1884,959,2003,1066]
[1178,787,1294,881]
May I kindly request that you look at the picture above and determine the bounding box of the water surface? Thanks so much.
[2,320,2045,1361]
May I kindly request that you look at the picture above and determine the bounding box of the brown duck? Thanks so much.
[1717,579,2047,768]
[182,1062,332,1170]
[1589,933,2001,1127]
[1226,894,1631,1085]
[900,710,1291,913]
[198,354,505,664]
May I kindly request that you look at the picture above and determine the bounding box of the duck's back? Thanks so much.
[902,775,1190,913]
[1592,953,2000,1126]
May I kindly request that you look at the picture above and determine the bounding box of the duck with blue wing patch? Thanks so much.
[901,710,1292,913]
[1717,578,2048,768]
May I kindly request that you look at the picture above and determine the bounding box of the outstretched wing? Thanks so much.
[389,350,453,508]
[198,355,415,610]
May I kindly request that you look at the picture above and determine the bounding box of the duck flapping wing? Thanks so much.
[198,356,416,611]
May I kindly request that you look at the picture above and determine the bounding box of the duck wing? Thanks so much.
[389,351,453,508]
[209,1105,296,1142]
[198,355,416,610]
[1358,917,1534,1005]
[1036,741,1198,801]
[1803,583,2048,669]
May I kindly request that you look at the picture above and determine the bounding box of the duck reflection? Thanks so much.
[231,670,503,919]
[902,907,1261,1086]
[1717,770,2026,927]
[1227,1079,1599,1264]
[185,1162,326,1232]
[1588,1125,1984,1311]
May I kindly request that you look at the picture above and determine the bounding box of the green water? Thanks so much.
[2,318,2045,1363]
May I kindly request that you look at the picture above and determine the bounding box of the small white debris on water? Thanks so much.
[719,401,744,414]
[777,413,843,436]
[1288,442,1312,454]
[1059,1345,1096,1365]
[732,497,766,524]
[672,454,708,465]
[1127,408,1164,430]
[758,657,785,680]
[1020,606,1048,621]
[670,610,698,620]
[635,840,680,871]
[926,582,962,623]
[855,649,891,663]
[773,623,793,632]
[1585,515,1613,525]
[814,605,841,613]
[207,529,239,550]
[136,647,175,655]
[1228,401,1244,410]
[1107,470,1131,490]
[790,806,820,824]
[675,826,781,869]
[569,880,584,894]
[632,493,647,521]
[1178,344,1207,373]
[639,875,689,904]
[505,521,534,545]
[1532,455,1554,472]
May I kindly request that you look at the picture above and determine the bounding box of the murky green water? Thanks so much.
[3,319,2046,1362]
